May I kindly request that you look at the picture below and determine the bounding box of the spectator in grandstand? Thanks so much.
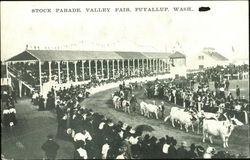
[41,134,60,160]
[38,95,45,111]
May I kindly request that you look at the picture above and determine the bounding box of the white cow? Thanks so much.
[122,100,130,114]
[112,96,121,109]
[164,107,198,132]
[202,116,244,148]
[145,104,161,119]
[197,111,218,121]
[140,101,148,116]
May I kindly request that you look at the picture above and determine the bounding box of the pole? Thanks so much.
[95,60,98,78]
[107,60,110,79]
[133,59,135,75]
[66,61,69,82]
[89,60,91,80]
[74,61,77,82]
[122,59,125,75]
[137,59,140,76]
[101,60,104,79]
[117,60,120,76]
[58,62,61,84]
[39,61,42,94]
[128,59,130,75]
[48,61,52,82]
[6,62,9,78]
[112,59,115,78]
[82,60,85,81]
[142,59,145,75]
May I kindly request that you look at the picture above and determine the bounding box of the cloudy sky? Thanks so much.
[1,1,248,61]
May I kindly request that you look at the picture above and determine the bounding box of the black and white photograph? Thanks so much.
[1,1,249,159]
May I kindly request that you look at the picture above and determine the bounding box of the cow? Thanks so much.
[140,101,148,116]
[144,103,161,119]
[202,115,244,148]
[164,107,198,133]
[122,100,130,114]
[112,96,121,109]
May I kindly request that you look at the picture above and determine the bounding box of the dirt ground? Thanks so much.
[82,81,249,157]
[1,80,249,159]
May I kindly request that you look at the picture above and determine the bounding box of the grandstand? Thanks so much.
[4,48,187,97]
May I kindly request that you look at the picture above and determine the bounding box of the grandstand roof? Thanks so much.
[202,48,228,61]
[6,50,172,62]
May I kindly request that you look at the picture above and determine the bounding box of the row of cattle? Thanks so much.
[111,93,244,148]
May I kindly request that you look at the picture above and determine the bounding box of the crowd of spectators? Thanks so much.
[1,88,18,129]
[48,82,246,159]
[145,77,249,123]
[187,64,249,83]
[8,61,167,91]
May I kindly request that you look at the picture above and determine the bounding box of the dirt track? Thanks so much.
[82,86,249,157]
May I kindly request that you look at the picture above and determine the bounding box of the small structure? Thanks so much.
[187,48,229,70]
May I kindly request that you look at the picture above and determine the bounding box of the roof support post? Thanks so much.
[127,59,130,76]
[157,59,159,73]
[6,62,9,78]
[101,60,104,79]
[39,61,42,94]
[66,61,69,82]
[82,60,85,81]
[107,60,110,79]
[74,61,77,82]
[160,60,162,72]
[153,59,156,73]
[117,59,120,77]
[57,62,61,84]
[142,59,145,75]
[112,59,115,78]
[137,59,140,76]
[48,61,52,82]
[147,59,149,72]
[89,60,91,80]
[122,59,125,75]
[149,59,152,73]
[95,60,98,78]
[133,59,135,75]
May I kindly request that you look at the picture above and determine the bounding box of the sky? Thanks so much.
[1,1,249,61]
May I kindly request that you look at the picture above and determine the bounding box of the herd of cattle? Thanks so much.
[111,89,245,148]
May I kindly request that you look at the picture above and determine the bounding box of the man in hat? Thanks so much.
[130,94,137,112]
[41,134,60,160]
[187,143,197,159]
[196,145,205,158]
[236,85,240,99]
[159,101,165,119]
[177,141,188,159]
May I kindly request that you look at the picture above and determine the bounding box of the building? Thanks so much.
[187,48,229,70]
[169,51,187,78]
